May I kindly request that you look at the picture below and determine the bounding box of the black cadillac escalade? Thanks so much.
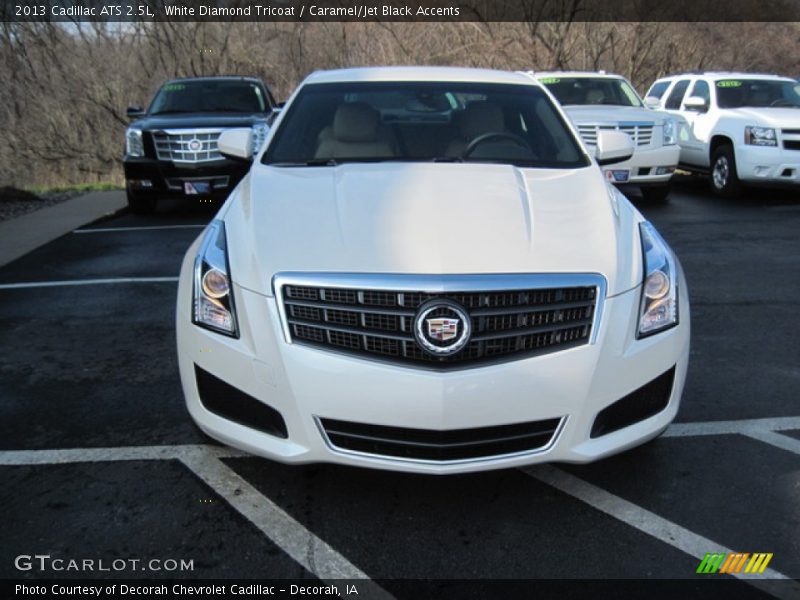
[123,76,277,214]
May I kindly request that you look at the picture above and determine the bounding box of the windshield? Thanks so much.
[262,81,588,169]
[541,77,643,107]
[715,79,800,109]
[149,80,267,115]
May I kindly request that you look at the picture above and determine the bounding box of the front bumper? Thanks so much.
[600,144,680,186]
[176,249,690,474]
[124,155,250,200]
[734,144,800,186]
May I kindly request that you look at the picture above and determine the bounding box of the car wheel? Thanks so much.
[710,145,743,198]
[640,185,670,204]
[127,190,156,215]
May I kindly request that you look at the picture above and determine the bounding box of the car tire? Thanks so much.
[640,185,670,204]
[710,145,743,198]
[127,190,156,215]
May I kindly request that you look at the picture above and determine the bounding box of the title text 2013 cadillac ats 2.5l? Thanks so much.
[176,67,690,474]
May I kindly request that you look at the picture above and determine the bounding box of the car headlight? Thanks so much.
[193,220,238,337]
[662,118,677,146]
[638,221,678,337]
[251,122,270,156]
[744,126,777,147]
[125,127,144,157]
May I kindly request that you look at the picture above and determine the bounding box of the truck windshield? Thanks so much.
[262,81,588,169]
[715,79,800,108]
[541,77,643,107]
[149,81,267,115]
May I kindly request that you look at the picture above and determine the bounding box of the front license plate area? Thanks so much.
[184,181,211,195]
[604,169,630,183]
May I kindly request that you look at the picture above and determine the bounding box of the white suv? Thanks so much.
[645,72,800,196]
[532,71,680,203]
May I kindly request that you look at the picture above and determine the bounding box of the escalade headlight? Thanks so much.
[638,222,678,337]
[745,126,777,147]
[125,127,144,157]
[662,118,677,146]
[193,220,238,337]
[251,122,270,156]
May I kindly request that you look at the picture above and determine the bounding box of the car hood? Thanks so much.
[724,107,800,128]
[131,112,269,130]
[563,105,666,126]
[223,163,643,298]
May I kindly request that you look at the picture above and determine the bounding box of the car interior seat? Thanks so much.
[315,102,397,159]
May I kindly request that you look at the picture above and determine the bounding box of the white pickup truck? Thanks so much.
[532,71,680,203]
[644,72,800,197]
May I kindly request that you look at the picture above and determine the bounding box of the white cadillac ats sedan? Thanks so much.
[176,67,690,474]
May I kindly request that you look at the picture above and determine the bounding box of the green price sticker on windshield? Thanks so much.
[539,77,560,84]
[162,84,186,92]
[716,80,742,88]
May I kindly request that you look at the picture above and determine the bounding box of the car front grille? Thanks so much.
[318,417,563,462]
[152,129,224,163]
[277,274,602,369]
[577,122,655,147]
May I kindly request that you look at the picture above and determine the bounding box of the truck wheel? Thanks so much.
[710,145,743,198]
[127,191,156,215]
[640,185,670,204]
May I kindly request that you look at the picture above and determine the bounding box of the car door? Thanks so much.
[678,79,714,166]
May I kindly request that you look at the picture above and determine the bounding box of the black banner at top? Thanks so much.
[2,0,800,22]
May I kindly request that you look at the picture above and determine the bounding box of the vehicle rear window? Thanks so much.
[542,77,643,107]
[646,81,670,100]
[715,79,800,108]
[263,81,588,169]
[149,80,268,115]
[664,79,690,109]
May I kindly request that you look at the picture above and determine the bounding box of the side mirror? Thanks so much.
[595,130,635,166]
[643,96,661,109]
[127,105,145,119]
[683,96,709,112]
[218,128,254,161]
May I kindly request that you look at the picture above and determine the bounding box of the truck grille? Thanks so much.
[277,274,602,369]
[318,417,563,462]
[577,122,655,147]
[152,129,224,163]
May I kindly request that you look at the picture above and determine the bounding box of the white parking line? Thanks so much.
[180,449,393,597]
[524,465,800,600]
[74,224,206,233]
[742,430,800,457]
[0,277,179,290]
[664,416,800,437]
[0,444,392,597]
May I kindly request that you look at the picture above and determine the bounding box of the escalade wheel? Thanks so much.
[710,145,743,198]
[127,190,156,215]
[640,185,670,204]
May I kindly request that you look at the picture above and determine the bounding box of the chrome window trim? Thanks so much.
[313,414,568,467]
[272,271,607,347]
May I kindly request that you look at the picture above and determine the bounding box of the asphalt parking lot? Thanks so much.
[1,181,798,598]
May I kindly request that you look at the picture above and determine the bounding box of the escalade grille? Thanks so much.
[319,417,563,462]
[577,123,654,147]
[152,129,224,163]
[280,278,599,368]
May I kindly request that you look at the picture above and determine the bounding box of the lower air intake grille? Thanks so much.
[590,366,676,438]
[279,276,600,369]
[195,365,287,438]
[319,417,563,462]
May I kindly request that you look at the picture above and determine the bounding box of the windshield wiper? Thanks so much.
[431,156,463,163]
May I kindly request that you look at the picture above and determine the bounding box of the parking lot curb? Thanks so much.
[0,190,126,268]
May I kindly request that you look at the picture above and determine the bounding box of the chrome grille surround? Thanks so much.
[152,128,225,163]
[576,121,655,147]
[273,272,606,370]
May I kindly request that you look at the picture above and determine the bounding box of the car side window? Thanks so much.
[665,79,690,110]
[646,81,671,100]
[688,80,710,105]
